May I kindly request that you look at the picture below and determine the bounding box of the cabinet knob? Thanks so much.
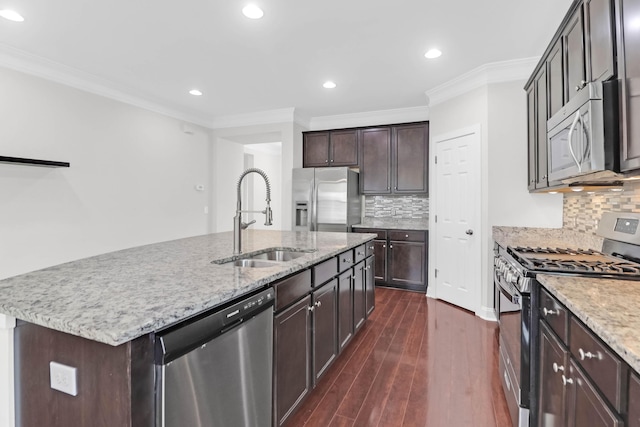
[325,160,329,163]
[383,244,386,248]
[389,244,393,249]
[405,234,409,238]
[331,159,334,163]
[387,186,390,190]
[552,362,564,373]
[315,301,322,308]
[369,245,374,250]
[395,186,398,190]
[542,307,558,316]
[561,375,573,386]
[542,175,547,180]
[578,348,602,361]
[308,305,314,312]
[465,229,473,236]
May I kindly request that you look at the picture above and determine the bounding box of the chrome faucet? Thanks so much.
[234,168,273,254]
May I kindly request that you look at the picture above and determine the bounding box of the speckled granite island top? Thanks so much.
[537,274,640,373]
[353,218,429,231]
[0,230,375,347]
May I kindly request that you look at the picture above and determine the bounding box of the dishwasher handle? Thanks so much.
[155,287,274,364]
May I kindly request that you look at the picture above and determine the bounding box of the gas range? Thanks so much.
[495,212,640,294]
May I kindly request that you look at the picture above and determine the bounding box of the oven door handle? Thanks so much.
[498,281,521,307]
[567,111,582,172]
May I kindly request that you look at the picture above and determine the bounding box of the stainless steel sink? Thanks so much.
[231,259,281,268]
[248,250,307,262]
[211,247,316,268]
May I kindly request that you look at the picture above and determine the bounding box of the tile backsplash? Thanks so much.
[563,181,640,234]
[364,195,429,219]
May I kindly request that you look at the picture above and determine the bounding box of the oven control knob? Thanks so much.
[510,274,519,286]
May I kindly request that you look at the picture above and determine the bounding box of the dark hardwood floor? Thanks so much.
[284,287,512,427]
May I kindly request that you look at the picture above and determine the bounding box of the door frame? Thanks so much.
[427,124,487,319]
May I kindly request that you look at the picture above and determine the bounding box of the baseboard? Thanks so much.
[476,305,497,322]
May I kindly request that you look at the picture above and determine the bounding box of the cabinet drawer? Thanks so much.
[388,230,425,242]
[313,257,338,287]
[354,244,367,263]
[570,316,627,412]
[539,287,568,344]
[338,249,355,272]
[353,227,387,240]
[629,371,640,427]
[365,241,374,258]
[569,359,624,427]
[274,270,312,311]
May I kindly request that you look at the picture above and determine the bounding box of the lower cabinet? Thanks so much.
[274,295,312,427]
[312,279,338,384]
[353,227,427,292]
[273,245,374,426]
[629,372,640,427]
[536,284,626,427]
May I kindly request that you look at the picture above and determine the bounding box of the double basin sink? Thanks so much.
[212,248,316,268]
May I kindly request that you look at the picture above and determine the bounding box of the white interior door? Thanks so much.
[433,127,481,313]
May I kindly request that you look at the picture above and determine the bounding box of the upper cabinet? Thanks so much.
[524,0,621,191]
[303,129,359,168]
[360,122,429,195]
[616,0,640,171]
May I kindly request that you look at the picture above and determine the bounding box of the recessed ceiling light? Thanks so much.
[323,81,336,89]
[424,48,442,59]
[0,9,24,22]
[189,89,203,96]
[242,4,264,19]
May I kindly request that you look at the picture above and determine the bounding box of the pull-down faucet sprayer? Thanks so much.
[234,168,273,255]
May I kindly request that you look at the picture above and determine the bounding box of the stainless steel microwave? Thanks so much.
[547,80,619,183]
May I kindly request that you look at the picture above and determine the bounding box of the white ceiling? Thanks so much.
[0,0,574,124]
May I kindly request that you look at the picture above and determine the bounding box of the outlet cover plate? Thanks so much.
[50,361,78,396]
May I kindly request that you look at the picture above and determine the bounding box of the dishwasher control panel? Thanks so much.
[222,288,274,325]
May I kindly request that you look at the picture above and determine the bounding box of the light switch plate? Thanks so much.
[50,361,78,396]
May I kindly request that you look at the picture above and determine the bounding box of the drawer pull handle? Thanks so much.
[552,362,564,373]
[369,245,374,250]
[315,301,322,308]
[542,307,559,316]
[578,348,602,361]
[561,375,573,386]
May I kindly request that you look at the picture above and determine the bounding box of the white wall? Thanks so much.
[244,144,283,230]
[0,67,211,280]
[428,81,562,318]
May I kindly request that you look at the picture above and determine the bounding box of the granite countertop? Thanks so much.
[353,218,429,231]
[492,226,603,251]
[537,274,640,373]
[0,230,375,346]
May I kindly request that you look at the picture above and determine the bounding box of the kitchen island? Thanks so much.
[0,230,376,427]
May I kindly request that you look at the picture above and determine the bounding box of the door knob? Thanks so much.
[465,229,474,235]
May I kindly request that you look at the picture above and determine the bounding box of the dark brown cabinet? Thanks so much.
[548,39,565,119]
[528,66,551,190]
[274,295,312,426]
[628,371,640,427]
[585,0,616,83]
[568,360,623,427]
[312,278,338,384]
[616,0,640,171]
[303,129,358,168]
[564,7,587,103]
[365,255,375,317]
[360,122,429,195]
[353,261,366,333]
[538,321,568,427]
[353,227,427,292]
[361,127,392,193]
[338,269,354,352]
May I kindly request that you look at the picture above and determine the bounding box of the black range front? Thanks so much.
[494,245,535,427]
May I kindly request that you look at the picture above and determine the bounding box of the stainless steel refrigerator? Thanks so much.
[292,167,361,232]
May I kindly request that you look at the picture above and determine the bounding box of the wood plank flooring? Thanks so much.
[284,287,512,427]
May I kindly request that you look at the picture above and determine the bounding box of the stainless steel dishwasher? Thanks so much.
[155,287,274,427]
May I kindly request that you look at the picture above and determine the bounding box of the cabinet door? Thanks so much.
[564,8,587,103]
[535,67,549,189]
[566,360,623,427]
[329,130,358,167]
[628,371,640,427]
[373,239,387,283]
[548,40,565,118]
[388,240,425,290]
[527,84,537,191]
[365,255,375,317]
[393,123,429,194]
[538,322,568,427]
[303,132,330,167]
[337,269,354,352]
[618,0,640,171]
[312,279,338,385]
[353,261,366,333]
[274,296,312,426]
[584,0,615,83]
[360,127,392,194]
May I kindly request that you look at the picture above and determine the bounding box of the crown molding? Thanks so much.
[212,107,305,129]
[0,43,213,128]
[425,57,541,107]
[308,106,429,131]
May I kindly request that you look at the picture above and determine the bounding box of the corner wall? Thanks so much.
[0,67,211,280]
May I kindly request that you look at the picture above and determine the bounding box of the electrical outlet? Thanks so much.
[50,361,78,396]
